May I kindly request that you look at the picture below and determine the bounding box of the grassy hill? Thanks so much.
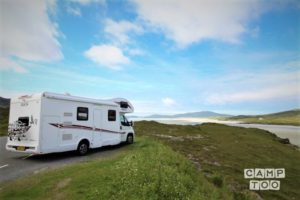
[227,109,300,126]
[0,97,10,108]
[0,97,10,136]
[0,107,9,136]
[1,121,299,200]
[135,121,300,200]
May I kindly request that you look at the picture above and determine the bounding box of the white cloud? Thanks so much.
[69,0,105,6]
[0,57,27,73]
[162,97,177,106]
[84,45,130,70]
[126,48,145,56]
[103,19,145,58]
[206,83,300,104]
[104,19,143,45]
[1,0,63,61]
[205,69,300,104]
[66,0,105,17]
[132,0,264,47]
[66,6,82,16]
[46,0,57,15]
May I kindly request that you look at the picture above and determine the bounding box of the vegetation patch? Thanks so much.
[226,109,300,126]
[1,120,299,199]
[135,121,300,200]
[0,107,9,136]
[0,137,228,200]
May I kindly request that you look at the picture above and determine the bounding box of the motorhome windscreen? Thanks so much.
[18,117,29,126]
[120,114,129,126]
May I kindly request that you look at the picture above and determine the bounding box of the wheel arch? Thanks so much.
[127,132,134,138]
[78,138,90,148]
[126,132,134,144]
[127,132,134,136]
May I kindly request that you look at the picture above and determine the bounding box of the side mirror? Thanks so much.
[130,121,134,127]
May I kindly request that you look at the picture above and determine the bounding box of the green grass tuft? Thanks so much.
[211,174,223,188]
[0,137,225,200]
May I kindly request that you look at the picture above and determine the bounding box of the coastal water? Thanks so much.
[132,118,300,147]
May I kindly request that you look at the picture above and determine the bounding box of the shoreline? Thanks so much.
[132,117,300,147]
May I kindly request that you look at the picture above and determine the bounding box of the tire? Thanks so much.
[77,140,89,156]
[126,134,134,144]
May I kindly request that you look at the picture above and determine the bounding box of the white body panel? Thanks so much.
[6,92,135,154]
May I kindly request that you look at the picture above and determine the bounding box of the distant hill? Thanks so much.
[0,107,9,136]
[227,109,300,126]
[144,111,231,118]
[127,115,139,118]
[144,114,171,118]
[0,97,10,136]
[0,97,10,108]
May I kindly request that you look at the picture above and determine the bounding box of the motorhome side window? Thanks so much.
[77,107,88,121]
[108,110,116,121]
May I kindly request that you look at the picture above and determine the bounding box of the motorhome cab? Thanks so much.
[6,92,135,155]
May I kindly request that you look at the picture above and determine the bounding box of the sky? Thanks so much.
[0,0,299,115]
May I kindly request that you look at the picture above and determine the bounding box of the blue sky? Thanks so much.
[1,0,299,115]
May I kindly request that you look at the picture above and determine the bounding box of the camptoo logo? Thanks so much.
[244,168,285,190]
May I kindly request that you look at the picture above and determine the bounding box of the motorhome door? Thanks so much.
[93,109,102,147]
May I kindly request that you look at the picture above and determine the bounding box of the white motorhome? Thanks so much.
[6,92,135,155]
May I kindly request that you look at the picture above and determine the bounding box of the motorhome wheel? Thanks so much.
[126,134,134,144]
[77,141,89,155]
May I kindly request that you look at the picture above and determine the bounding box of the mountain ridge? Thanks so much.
[0,97,10,108]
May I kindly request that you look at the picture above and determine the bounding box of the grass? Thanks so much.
[226,109,300,126]
[135,121,300,200]
[0,137,230,200]
[0,107,9,136]
[1,121,299,200]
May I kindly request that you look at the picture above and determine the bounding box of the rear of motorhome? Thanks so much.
[6,92,135,155]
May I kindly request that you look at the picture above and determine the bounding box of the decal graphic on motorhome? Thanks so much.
[49,123,126,134]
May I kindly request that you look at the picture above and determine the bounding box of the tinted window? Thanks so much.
[120,101,129,108]
[108,110,116,121]
[77,107,88,121]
